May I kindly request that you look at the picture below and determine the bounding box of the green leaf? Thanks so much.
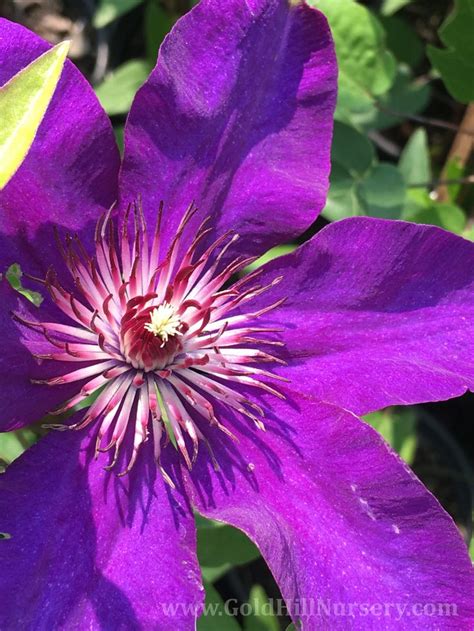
[325,128,406,222]
[364,408,417,464]
[312,0,396,121]
[401,155,467,233]
[197,583,240,631]
[359,163,406,219]
[0,41,69,190]
[324,122,374,221]
[197,519,260,568]
[427,0,474,103]
[95,60,152,116]
[403,193,466,234]
[6,263,43,306]
[195,514,220,529]
[93,0,145,28]
[145,1,177,63]
[357,66,431,131]
[244,244,296,273]
[114,126,124,154]
[381,15,424,67]
[442,157,465,203]
[381,0,413,16]
[200,564,231,584]
[243,586,279,631]
[155,384,178,450]
[399,128,431,186]
[196,514,238,579]
[0,428,38,470]
[324,162,363,221]
[331,121,375,175]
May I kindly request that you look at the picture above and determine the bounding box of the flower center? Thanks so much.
[144,303,182,343]
[119,297,183,372]
[17,202,285,480]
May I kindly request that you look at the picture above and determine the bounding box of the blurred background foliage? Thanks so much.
[1,0,473,628]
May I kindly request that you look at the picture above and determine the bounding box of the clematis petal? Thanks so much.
[0,429,203,630]
[0,18,120,278]
[247,217,474,416]
[0,278,92,432]
[120,0,336,260]
[186,392,474,630]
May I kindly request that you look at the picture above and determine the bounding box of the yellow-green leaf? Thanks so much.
[0,40,70,190]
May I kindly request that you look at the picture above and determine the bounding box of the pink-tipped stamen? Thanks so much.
[18,202,286,481]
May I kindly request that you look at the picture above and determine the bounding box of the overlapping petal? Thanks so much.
[0,18,120,278]
[248,217,474,415]
[120,0,336,261]
[186,391,474,629]
[0,278,90,432]
[0,429,203,630]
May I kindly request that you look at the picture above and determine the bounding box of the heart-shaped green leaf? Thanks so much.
[311,0,397,121]
[427,0,474,103]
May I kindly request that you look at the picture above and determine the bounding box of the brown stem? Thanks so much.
[436,103,474,202]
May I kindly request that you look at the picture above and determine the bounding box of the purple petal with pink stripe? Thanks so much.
[120,0,337,261]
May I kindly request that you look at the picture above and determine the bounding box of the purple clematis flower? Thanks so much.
[1,1,474,629]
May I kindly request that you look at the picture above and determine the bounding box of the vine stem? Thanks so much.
[436,103,474,202]
[408,175,474,190]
